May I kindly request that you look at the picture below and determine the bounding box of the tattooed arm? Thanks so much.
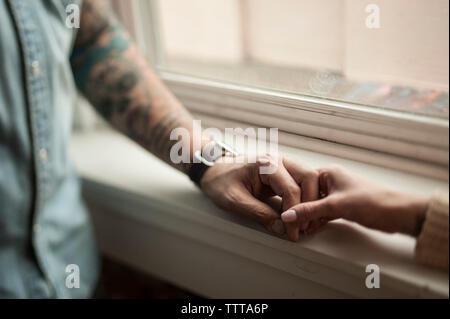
[70,0,321,241]
[70,0,205,173]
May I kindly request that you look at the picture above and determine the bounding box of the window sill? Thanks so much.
[70,128,449,298]
[160,72,449,179]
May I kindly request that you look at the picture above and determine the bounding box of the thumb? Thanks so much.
[281,197,340,226]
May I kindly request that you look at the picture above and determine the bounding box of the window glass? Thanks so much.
[156,0,449,118]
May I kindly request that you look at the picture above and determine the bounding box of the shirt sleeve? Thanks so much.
[415,192,449,270]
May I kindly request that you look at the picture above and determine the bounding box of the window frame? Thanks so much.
[120,0,449,180]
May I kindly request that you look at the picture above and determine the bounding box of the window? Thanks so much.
[117,0,449,178]
[150,0,449,116]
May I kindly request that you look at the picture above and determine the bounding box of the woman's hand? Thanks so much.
[281,165,431,239]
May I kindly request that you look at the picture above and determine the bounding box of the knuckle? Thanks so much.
[260,153,282,165]
[256,153,280,174]
[224,188,242,205]
[251,206,274,225]
[305,169,319,181]
[299,203,314,222]
[285,184,301,198]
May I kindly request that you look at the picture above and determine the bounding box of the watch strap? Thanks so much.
[188,140,238,187]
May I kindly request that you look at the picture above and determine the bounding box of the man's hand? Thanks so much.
[281,165,430,237]
[201,154,319,241]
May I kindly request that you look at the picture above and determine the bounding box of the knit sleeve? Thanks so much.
[415,192,449,270]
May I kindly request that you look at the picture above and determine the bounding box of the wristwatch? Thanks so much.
[188,140,238,187]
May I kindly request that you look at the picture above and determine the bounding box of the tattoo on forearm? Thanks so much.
[70,0,195,173]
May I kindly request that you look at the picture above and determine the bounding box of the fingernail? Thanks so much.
[281,209,297,223]
[270,219,286,235]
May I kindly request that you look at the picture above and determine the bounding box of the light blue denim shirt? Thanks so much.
[0,0,99,298]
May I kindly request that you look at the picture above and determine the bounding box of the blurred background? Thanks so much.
[151,0,449,117]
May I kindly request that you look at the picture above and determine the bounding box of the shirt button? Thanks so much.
[31,60,40,76]
[39,148,48,163]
